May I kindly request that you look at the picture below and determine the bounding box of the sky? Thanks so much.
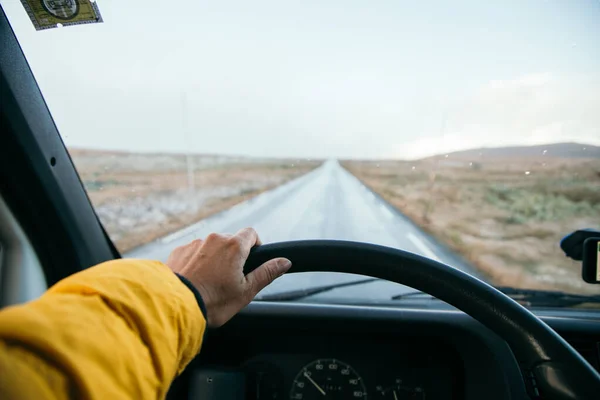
[2,0,600,159]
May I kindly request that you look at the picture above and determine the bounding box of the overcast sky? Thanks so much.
[2,0,600,159]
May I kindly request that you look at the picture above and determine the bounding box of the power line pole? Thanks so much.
[182,92,195,195]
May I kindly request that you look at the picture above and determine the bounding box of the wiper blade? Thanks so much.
[254,278,380,301]
[391,291,434,300]
[390,287,600,308]
[495,286,600,308]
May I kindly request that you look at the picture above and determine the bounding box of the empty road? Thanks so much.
[127,160,477,299]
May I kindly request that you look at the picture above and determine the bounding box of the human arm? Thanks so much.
[0,228,290,399]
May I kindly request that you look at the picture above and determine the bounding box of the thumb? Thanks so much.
[246,258,292,298]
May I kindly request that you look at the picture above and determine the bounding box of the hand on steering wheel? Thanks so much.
[166,228,291,327]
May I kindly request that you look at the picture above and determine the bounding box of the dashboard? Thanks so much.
[169,302,600,400]
[243,337,457,399]
[185,340,458,399]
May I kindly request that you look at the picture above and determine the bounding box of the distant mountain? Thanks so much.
[431,142,600,160]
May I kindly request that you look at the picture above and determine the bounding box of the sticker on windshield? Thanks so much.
[20,0,103,30]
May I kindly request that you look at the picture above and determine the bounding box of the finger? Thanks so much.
[170,238,202,258]
[245,258,292,298]
[234,227,261,254]
[188,238,204,247]
[183,238,204,256]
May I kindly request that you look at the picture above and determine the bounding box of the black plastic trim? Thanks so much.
[182,302,530,400]
[182,302,600,400]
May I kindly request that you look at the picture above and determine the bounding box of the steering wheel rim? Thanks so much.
[244,240,600,400]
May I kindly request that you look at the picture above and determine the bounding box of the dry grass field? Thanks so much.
[344,155,600,295]
[70,149,320,253]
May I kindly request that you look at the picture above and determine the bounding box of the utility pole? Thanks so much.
[182,92,195,195]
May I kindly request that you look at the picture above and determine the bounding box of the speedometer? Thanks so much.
[289,358,367,399]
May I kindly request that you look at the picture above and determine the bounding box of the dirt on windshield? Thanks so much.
[70,149,319,253]
[343,156,600,295]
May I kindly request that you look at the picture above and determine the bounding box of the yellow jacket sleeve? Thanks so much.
[0,259,206,400]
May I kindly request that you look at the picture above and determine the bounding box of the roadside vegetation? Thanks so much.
[343,156,600,295]
[70,149,320,253]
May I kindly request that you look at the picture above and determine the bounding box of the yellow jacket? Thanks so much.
[0,259,207,399]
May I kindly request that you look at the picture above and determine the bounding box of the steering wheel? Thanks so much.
[244,240,600,400]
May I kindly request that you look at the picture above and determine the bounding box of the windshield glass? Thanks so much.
[3,0,600,304]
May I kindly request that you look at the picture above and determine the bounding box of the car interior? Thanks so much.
[2,5,600,400]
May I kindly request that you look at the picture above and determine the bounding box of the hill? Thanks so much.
[430,142,600,160]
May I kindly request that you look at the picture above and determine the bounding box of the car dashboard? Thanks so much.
[170,302,600,400]
[208,335,459,399]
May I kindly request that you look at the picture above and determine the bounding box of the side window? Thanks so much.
[0,196,47,308]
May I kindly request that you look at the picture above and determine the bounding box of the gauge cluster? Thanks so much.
[239,339,460,400]
[288,359,367,399]
[185,320,463,400]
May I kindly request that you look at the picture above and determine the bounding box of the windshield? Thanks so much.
[3,1,600,305]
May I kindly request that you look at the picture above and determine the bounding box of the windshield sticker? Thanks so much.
[20,0,103,31]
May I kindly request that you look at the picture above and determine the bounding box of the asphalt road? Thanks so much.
[127,160,478,299]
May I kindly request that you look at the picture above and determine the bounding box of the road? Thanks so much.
[127,160,478,299]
